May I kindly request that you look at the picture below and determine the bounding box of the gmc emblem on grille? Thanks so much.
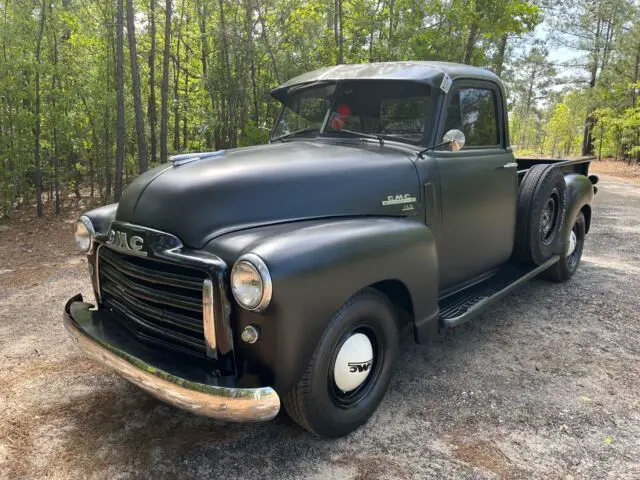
[107,230,147,257]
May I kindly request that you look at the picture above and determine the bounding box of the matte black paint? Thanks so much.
[270,61,502,103]
[76,62,596,396]
[115,140,421,249]
[84,203,118,234]
[205,218,439,392]
[561,173,594,247]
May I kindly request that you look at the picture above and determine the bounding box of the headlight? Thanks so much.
[74,216,95,252]
[230,254,272,311]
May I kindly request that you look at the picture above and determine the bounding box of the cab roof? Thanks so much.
[270,61,502,101]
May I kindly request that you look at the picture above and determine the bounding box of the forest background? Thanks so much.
[0,0,638,217]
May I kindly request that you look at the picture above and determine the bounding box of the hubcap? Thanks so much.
[540,194,559,243]
[567,230,577,257]
[333,333,374,392]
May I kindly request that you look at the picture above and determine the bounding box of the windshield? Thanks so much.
[271,80,431,145]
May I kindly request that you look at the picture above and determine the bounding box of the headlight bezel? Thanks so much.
[230,253,272,312]
[74,215,95,253]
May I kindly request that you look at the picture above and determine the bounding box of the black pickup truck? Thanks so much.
[65,61,597,437]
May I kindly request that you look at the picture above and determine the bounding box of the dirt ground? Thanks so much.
[1,171,639,479]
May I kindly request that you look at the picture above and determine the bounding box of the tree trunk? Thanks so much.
[581,17,602,157]
[337,0,343,64]
[368,0,382,62]
[218,0,233,148]
[115,0,125,201]
[196,0,214,148]
[463,23,478,64]
[172,55,180,151]
[463,0,482,65]
[183,71,188,148]
[103,57,112,201]
[633,47,640,110]
[333,0,339,61]
[387,0,395,54]
[52,26,61,214]
[172,0,185,151]
[8,110,17,217]
[633,45,640,162]
[148,0,158,165]
[494,34,508,76]
[160,0,172,162]
[34,1,46,217]
[256,0,280,82]
[126,0,149,174]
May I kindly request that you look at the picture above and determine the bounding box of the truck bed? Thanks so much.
[516,156,596,177]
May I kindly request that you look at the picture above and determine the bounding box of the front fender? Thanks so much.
[84,203,118,234]
[205,217,439,393]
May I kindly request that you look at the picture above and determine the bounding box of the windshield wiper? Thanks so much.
[272,127,318,142]
[332,128,385,147]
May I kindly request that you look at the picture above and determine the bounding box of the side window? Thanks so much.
[443,88,499,147]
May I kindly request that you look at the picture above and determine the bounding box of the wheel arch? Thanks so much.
[205,217,439,393]
[370,279,414,319]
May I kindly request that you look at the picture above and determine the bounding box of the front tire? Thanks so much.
[282,288,399,437]
[542,212,586,282]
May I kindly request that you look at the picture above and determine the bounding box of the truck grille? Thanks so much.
[97,246,209,357]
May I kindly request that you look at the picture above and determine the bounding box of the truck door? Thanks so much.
[431,82,518,289]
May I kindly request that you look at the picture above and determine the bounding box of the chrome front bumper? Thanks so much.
[63,296,280,422]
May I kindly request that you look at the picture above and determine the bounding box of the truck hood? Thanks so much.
[116,140,420,248]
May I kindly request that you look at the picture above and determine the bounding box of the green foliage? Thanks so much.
[507,0,640,160]
[0,0,637,218]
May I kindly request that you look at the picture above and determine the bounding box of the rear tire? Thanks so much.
[542,212,586,282]
[282,288,399,437]
[514,164,568,265]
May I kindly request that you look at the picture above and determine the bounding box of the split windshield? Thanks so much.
[271,80,431,145]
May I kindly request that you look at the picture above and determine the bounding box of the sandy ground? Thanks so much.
[1,173,639,479]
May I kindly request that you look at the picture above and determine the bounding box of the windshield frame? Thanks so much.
[270,80,434,147]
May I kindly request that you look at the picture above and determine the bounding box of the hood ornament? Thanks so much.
[170,150,226,167]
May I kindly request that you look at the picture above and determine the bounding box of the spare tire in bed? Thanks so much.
[514,164,567,265]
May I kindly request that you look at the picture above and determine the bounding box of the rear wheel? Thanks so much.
[282,288,399,437]
[542,212,586,282]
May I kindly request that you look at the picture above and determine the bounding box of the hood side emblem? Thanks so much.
[382,194,417,206]
[170,150,226,167]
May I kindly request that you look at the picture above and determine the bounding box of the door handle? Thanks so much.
[500,162,518,169]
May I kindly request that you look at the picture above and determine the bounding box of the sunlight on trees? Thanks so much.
[0,0,637,217]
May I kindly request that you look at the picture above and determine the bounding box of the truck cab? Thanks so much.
[65,62,596,437]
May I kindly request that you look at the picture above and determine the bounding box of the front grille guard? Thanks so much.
[91,222,234,363]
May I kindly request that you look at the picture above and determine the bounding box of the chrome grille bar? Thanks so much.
[202,279,217,359]
[97,246,210,357]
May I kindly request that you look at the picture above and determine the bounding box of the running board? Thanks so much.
[439,256,560,328]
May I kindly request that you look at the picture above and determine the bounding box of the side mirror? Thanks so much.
[443,129,465,152]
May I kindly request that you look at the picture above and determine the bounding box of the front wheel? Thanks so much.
[282,288,399,437]
[542,212,586,282]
